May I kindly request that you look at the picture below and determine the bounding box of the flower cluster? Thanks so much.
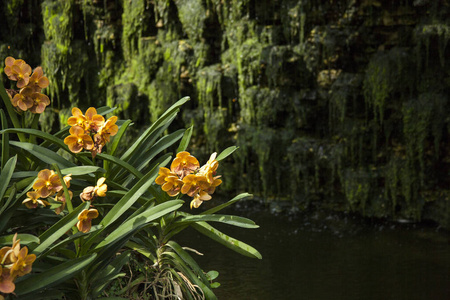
[23,169,72,214]
[155,151,222,209]
[0,234,36,295]
[3,57,50,113]
[64,107,118,157]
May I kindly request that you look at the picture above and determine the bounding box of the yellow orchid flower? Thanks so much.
[67,107,87,129]
[28,66,49,92]
[190,190,212,209]
[171,151,199,178]
[32,169,61,198]
[80,177,107,201]
[64,126,94,153]
[10,247,36,278]
[181,174,209,197]
[77,209,99,233]
[4,56,31,88]
[161,176,184,197]
[0,266,15,294]
[11,86,33,111]
[198,152,219,184]
[22,191,49,209]
[85,107,105,132]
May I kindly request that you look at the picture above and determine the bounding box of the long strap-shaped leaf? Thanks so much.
[90,251,131,297]
[177,125,193,153]
[161,251,217,300]
[126,113,177,167]
[0,155,16,203]
[93,152,143,180]
[108,119,133,158]
[120,96,190,162]
[0,109,9,168]
[60,166,106,176]
[14,253,97,296]
[95,200,183,250]
[216,146,238,161]
[100,165,161,227]
[176,214,259,229]
[0,128,93,165]
[201,192,252,215]
[9,141,76,168]
[0,233,39,247]
[32,202,90,255]
[134,129,185,172]
[0,78,26,142]
[165,241,210,283]
[191,222,262,259]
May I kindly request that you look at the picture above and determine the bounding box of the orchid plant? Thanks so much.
[0,57,261,300]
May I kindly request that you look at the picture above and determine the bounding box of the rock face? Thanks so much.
[1,0,449,227]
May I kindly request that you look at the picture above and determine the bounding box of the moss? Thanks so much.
[414,24,450,68]
[195,64,225,151]
[342,169,371,214]
[146,40,193,122]
[121,0,147,61]
[3,0,24,32]
[174,0,205,42]
[41,0,73,104]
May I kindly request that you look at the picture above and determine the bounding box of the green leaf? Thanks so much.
[216,146,238,161]
[191,222,262,259]
[177,125,193,153]
[10,141,76,168]
[0,128,92,165]
[1,109,9,168]
[100,166,160,227]
[134,129,185,171]
[0,78,26,142]
[0,155,16,202]
[162,251,217,300]
[177,214,259,228]
[0,184,17,218]
[206,270,219,281]
[166,241,209,283]
[95,200,183,249]
[14,253,97,296]
[0,233,40,247]
[97,106,117,116]
[11,171,37,179]
[33,202,90,255]
[108,119,133,158]
[201,193,253,215]
[94,152,143,180]
[37,225,102,259]
[91,251,131,297]
[60,166,106,176]
[125,240,157,261]
[125,113,176,168]
[120,96,189,162]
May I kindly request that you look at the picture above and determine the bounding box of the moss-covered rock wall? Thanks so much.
[1,0,449,227]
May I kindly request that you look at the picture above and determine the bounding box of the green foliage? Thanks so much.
[0,63,260,299]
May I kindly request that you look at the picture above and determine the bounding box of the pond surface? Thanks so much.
[176,201,450,300]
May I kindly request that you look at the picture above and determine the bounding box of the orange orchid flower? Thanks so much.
[64,126,94,153]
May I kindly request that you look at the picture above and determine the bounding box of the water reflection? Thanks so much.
[176,200,450,300]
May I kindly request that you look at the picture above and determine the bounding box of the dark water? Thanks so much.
[177,201,450,300]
